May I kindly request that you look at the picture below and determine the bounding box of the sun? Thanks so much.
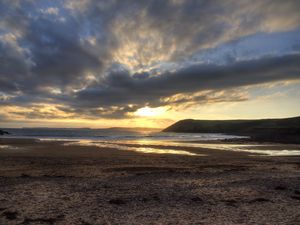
[134,106,166,117]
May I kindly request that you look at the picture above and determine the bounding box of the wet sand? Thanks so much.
[0,138,300,225]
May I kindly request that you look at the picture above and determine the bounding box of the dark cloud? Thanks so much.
[75,54,300,110]
[0,0,300,120]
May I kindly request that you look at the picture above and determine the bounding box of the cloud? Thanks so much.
[0,113,8,122]
[0,0,300,121]
[40,7,59,15]
[74,54,300,111]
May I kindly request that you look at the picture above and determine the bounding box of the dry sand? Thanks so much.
[0,138,299,225]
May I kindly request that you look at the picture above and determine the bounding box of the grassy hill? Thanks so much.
[163,117,300,143]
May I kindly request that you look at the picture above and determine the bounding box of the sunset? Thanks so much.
[0,0,300,128]
[0,1,300,224]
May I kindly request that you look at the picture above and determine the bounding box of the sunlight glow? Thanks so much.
[134,106,166,117]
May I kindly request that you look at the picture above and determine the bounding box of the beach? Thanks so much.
[1,0,300,224]
[0,138,299,225]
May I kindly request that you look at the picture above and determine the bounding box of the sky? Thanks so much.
[0,0,300,128]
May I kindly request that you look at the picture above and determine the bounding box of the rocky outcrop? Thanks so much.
[0,130,10,135]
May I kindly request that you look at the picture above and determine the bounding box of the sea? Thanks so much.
[3,127,242,142]
[2,128,300,156]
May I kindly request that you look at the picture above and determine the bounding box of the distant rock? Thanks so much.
[0,129,9,135]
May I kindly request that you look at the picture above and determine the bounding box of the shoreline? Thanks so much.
[3,136,300,157]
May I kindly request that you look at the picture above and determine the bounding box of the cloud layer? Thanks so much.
[0,0,300,122]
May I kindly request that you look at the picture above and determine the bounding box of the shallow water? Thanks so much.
[2,128,300,156]
[0,145,21,151]
[64,140,202,156]
[63,139,300,156]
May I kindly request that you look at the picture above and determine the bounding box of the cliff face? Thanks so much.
[163,117,300,143]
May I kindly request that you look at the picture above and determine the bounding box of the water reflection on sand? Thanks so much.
[0,145,22,151]
[63,139,300,156]
[64,140,202,156]
[129,140,300,156]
